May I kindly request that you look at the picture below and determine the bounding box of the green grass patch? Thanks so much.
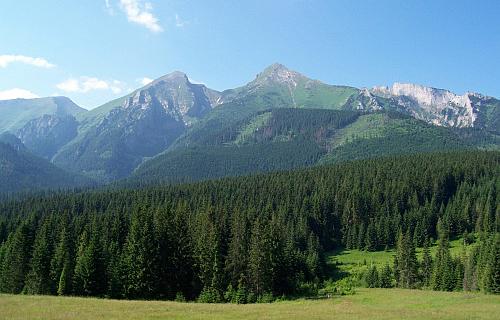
[1,289,498,320]
[328,238,471,279]
[234,112,272,145]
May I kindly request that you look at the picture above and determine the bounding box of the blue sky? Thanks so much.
[0,0,499,109]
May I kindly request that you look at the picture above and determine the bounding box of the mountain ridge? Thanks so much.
[0,63,498,188]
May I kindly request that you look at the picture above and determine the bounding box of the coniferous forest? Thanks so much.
[0,151,499,302]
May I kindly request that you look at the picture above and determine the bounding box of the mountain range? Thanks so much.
[0,63,498,191]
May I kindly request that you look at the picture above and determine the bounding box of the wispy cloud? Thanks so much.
[119,0,163,33]
[105,0,115,15]
[175,14,188,28]
[56,77,125,94]
[0,55,55,69]
[139,77,153,86]
[0,88,40,100]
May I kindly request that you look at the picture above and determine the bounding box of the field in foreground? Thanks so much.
[1,289,499,320]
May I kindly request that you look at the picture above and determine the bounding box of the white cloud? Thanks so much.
[139,77,153,86]
[56,77,125,94]
[0,55,55,69]
[119,0,163,33]
[0,88,40,100]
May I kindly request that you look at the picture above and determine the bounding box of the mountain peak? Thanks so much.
[153,71,189,85]
[263,62,290,73]
[253,63,306,86]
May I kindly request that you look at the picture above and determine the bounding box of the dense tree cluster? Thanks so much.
[0,151,498,300]
[364,224,500,294]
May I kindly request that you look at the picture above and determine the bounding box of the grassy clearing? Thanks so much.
[328,238,469,277]
[1,289,498,320]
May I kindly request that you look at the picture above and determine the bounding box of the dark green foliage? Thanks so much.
[24,217,55,294]
[0,220,34,293]
[379,264,393,288]
[394,231,419,289]
[365,265,379,288]
[0,151,498,300]
[432,220,457,291]
[123,209,160,299]
[131,141,325,185]
[421,239,433,288]
[487,234,500,293]
[131,109,491,186]
[0,142,95,194]
[73,224,107,296]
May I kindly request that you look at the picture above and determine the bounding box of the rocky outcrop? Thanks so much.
[17,114,78,159]
[371,83,485,128]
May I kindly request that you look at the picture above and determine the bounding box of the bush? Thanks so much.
[174,292,186,302]
[320,278,356,296]
[257,292,275,303]
[197,287,222,303]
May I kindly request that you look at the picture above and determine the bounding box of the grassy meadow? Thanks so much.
[1,288,499,320]
[329,237,469,278]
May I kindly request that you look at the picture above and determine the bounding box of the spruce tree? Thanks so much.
[24,219,54,294]
[365,265,379,288]
[248,218,271,296]
[0,221,34,293]
[395,230,418,288]
[486,234,500,293]
[379,264,393,288]
[432,220,455,291]
[365,222,378,251]
[421,239,433,288]
[123,208,159,299]
[50,225,74,296]
[73,224,106,296]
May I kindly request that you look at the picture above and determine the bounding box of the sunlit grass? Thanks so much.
[328,237,470,277]
[1,288,498,320]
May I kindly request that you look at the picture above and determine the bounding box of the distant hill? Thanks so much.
[0,96,86,133]
[0,140,94,194]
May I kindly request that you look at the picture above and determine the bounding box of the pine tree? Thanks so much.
[0,221,34,293]
[225,209,249,287]
[379,264,393,288]
[421,238,433,288]
[57,263,71,296]
[248,218,271,296]
[24,219,54,294]
[365,265,379,288]
[394,230,418,288]
[357,223,366,250]
[485,234,500,293]
[123,208,159,299]
[73,224,106,296]
[365,222,378,251]
[50,225,74,296]
[432,220,455,291]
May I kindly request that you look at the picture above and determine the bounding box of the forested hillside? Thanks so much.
[0,151,498,301]
[0,141,95,195]
[131,109,490,185]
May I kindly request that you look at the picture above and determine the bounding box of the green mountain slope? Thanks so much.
[130,109,485,185]
[53,72,221,182]
[171,64,360,150]
[0,141,94,194]
[0,97,86,133]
